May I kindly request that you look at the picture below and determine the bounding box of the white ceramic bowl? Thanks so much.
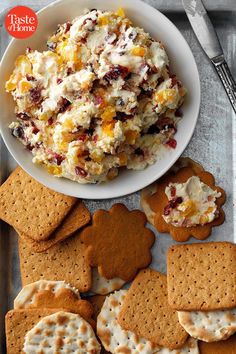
[0,0,200,199]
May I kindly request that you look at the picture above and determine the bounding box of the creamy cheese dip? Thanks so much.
[163,176,221,227]
[6,8,186,184]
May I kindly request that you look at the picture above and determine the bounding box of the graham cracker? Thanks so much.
[118,269,188,349]
[0,167,76,241]
[81,203,155,282]
[19,200,91,252]
[141,158,226,242]
[19,232,92,292]
[167,242,236,311]
[199,334,236,354]
[5,308,59,354]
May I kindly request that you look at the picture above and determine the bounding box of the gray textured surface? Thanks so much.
[0,1,235,352]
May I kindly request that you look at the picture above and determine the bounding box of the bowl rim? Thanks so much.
[0,0,200,199]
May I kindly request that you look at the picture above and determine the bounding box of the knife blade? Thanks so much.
[182,0,236,114]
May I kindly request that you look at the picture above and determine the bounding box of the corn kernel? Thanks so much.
[101,106,116,122]
[125,130,139,144]
[200,215,209,225]
[5,75,17,91]
[90,151,104,163]
[155,89,175,105]
[116,7,126,18]
[15,55,32,75]
[58,141,68,151]
[47,165,62,175]
[19,81,32,93]
[118,152,127,166]
[102,122,115,137]
[39,113,49,121]
[181,200,197,217]
[131,46,146,57]
[98,15,110,26]
[63,119,74,130]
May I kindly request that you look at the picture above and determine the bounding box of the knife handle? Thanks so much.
[211,55,236,114]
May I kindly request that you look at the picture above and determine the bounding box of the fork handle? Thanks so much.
[211,55,236,114]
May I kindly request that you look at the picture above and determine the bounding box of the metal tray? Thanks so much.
[0,1,235,352]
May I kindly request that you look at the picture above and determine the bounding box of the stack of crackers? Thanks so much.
[1,163,235,354]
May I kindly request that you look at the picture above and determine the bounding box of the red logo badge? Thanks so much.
[5,6,38,39]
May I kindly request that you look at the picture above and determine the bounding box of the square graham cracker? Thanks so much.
[167,242,236,311]
[5,308,60,354]
[0,167,76,241]
[199,334,236,354]
[19,232,92,292]
[19,200,91,252]
[118,269,188,350]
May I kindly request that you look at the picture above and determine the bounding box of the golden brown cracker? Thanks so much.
[19,201,91,252]
[118,269,188,349]
[199,334,236,354]
[142,159,225,242]
[29,288,95,328]
[167,242,236,311]
[80,204,155,282]
[0,167,76,241]
[19,232,92,292]
[5,308,59,354]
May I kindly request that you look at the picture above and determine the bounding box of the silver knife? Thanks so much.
[182,0,236,114]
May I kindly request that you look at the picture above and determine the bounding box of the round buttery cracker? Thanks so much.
[23,311,100,353]
[14,280,80,309]
[178,309,236,342]
[97,290,159,354]
[91,268,125,295]
[156,338,199,354]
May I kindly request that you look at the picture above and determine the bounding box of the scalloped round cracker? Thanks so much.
[156,338,199,354]
[23,311,100,353]
[97,290,160,354]
[91,268,125,295]
[14,280,80,309]
[178,309,236,342]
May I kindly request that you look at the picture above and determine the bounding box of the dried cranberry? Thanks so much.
[65,22,72,33]
[176,197,183,204]
[163,205,171,216]
[47,117,54,126]
[16,112,30,121]
[30,87,42,104]
[53,153,65,166]
[58,98,71,113]
[166,138,177,149]
[94,95,104,106]
[26,74,36,82]
[77,134,87,142]
[26,47,32,53]
[170,75,179,88]
[32,126,39,134]
[175,107,183,118]
[135,148,144,156]
[26,144,34,151]
[104,65,129,82]
[170,186,176,197]
[75,166,88,177]
[93,134,98,143]
[147,124,160,135]
[57,78,63,84]
[11,126,24,139]
[157,117,175,131]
